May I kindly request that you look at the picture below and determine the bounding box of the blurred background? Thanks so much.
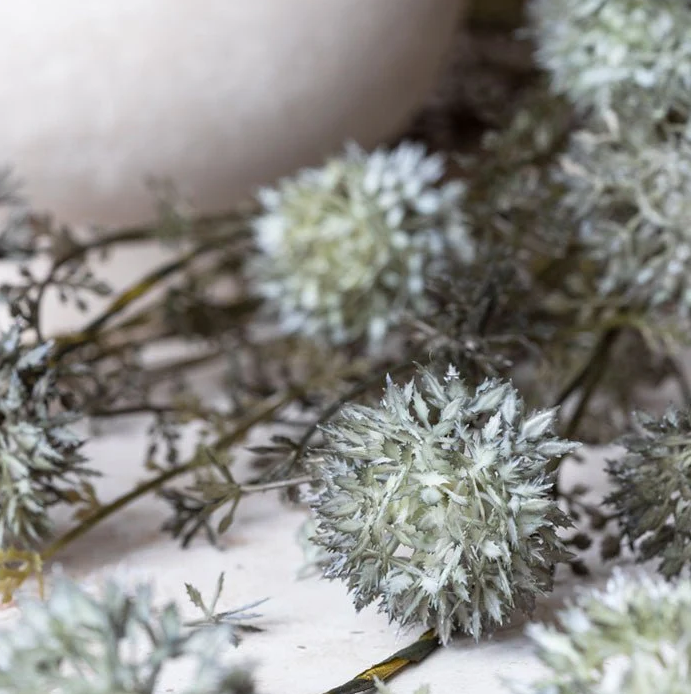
[0,0,527,227]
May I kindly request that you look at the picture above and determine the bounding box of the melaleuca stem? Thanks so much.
[42,389,298,562]
[321,629,440,694]
[274,361,413,481]
[35,212,251,330]
[53,239,227,358]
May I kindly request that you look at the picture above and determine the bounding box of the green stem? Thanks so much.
[237,475,312,495]
[278,362,413,481]
[42,390,296,562]
[54,239,227,358]
[557,328,619,440]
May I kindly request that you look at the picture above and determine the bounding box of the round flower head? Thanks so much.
[607,407,691,578]
[310,364,577,643]
[559,117,691,322]
[250,142,473,346]
[530,0,691,123]
[518,571,691,694]
[0,320,92,549]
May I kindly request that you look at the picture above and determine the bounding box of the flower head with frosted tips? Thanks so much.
[250,142,473,346]
[309,364,577,644]
[0,576,255,694]
[555,114,691,324]
[607,406,691,578]
[0,319,93,549]
[516,571,691,694]
[530,0,691,123]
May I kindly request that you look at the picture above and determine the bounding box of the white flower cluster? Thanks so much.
[310,364,576,644]
[518,571,691,694]
[559,117,691,318]
[0,577,255,694]
[250,142,473,346]
[0,320,92,549]
[607,407,691,578]
[530,0,691,123]
[529,0,691,326]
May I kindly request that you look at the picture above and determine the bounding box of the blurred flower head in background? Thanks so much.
[250,142,473,347]
[530,0,691,125]
[607,406,691,578]
[0,576,255,694]
[518,571,691,694]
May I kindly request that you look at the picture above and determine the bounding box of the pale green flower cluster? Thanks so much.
[468,90,573,255]
[529,0,691,326]
[0,320,92,549]
[250,142,473,346]
[530,0,691,123]
[607,407,691,578]
[559,119,691,318]
[310,364,576,644]
[518,571,691,694]
[0,577,255,694]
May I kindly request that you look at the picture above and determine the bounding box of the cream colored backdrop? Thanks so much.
[0,1,465,225]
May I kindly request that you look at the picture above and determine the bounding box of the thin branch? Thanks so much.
[553,328,620,408]
[42,388,299,562]
[88,403,226,421]
[558,328,620,439]
[238,475,312,495]
[53,239,227,357]
[277,362,413,481]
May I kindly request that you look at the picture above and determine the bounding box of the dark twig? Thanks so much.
[321,629,440,694]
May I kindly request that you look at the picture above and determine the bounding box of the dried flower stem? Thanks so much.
[561,328,620,439]
[553,329,619,408]
[33,215,247,341]
[79,296,261,368]
[236,475,312,494]
[45,211,249,267]
[322,629,440,694]
[89,403,224,421]
[275,361,414,481]
[41,389,301,563]
[53,239,229,357]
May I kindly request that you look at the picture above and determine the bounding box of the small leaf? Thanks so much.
[185,583,206,614]
[210,572,225,613]
[521,410,555,440]
[217,504,238,536]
